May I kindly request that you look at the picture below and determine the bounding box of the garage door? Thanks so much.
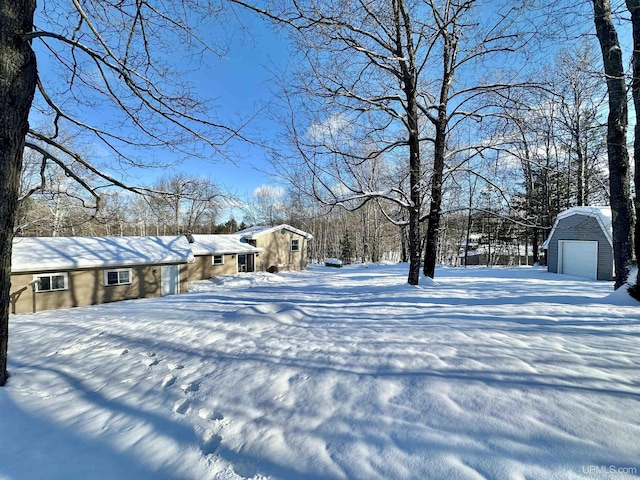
[558,240,598,279]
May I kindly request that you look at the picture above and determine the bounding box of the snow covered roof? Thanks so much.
[11,236,194,273]
[235,224,313,240]
[542,206,612,249]
[188,234,262,256]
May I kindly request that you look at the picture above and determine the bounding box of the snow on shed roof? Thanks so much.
[11,236,194,273]
[542,206,612,249]
[188,234,261,256]
[235,224,313,240]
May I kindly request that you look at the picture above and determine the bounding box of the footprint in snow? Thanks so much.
[198,408,224,421]
[199,429,222,455]
[173,398,190,415]
[162,374,177,389]
[141,353,159,367]
[181,381,200,393]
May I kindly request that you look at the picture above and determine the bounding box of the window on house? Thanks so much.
[104,268,132,286]
[213,255,224,265]
[34,273,68,292]
[291,239,300,252]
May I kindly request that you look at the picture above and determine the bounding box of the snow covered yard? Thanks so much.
[1,264,639,480]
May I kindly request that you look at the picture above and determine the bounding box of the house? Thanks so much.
[457,234,534,266]
[235,224,313,272]
[10,236,193,314]
[543,206,613,280]
[187,234,262,280]
[458,245,534,267]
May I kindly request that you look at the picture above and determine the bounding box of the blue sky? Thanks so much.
[131,12,290,199]
[29,1,635,224]
[31,4,290,216]
[174,13,290,198]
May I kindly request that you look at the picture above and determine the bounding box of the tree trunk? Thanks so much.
[464,207,472,267]
[406,97,422,285]
[532,227,539,265]
[626,0,640,295]
[575,134,586,206]
[0,0,38,386]
[423,121,446,278]
[592,0,634,289]
[400,224,408,263]
[423,12,456,279]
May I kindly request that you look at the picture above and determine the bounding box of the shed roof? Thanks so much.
[188,234,262,256]
[11,236,194,273]
[235,224,313,240]
[542,206,612,249]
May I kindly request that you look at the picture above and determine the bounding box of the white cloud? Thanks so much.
[251,184,285,199]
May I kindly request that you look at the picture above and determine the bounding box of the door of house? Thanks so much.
[161,265,179,296]
[237,254,255,273]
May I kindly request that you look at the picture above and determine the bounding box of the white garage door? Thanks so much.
[558,240,598,279]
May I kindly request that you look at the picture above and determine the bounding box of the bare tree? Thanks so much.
[148,173,223,234]
[626,0,640,297]
[591,0,634,289]
[555,40,608,207]
[243,185,286,225]
[239,0,538,284]
[1,1,248,385]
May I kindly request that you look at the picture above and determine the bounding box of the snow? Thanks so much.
[2,264,640,479]
[324,258,343,266]
[188,234,261,256]
[235,224,314,240]
[11,236,194,273]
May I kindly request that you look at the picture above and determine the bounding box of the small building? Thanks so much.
[457,234,534,266]
[10,236,193,314]
[459,246,534,267]
[235,224,313,272]
[543,206,613,280]
[187,234,262,280]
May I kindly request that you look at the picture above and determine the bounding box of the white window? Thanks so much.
[291,239,300,252]
[212,255,224,265]
[33,273,68,292]
[104,268,132,286]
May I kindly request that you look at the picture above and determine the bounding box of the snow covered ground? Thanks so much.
[2,264,639,480]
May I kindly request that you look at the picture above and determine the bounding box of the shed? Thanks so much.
[187,234,262,279]
[235,224,313,272]
[542,206,613,280]
[10,235,193,314]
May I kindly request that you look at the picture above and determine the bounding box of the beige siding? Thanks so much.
[189,255,213,280]
[10,263,188,314]
[254,230,308,272]
[188,254,239,279]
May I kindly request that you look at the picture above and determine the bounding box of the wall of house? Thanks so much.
[547,215,613,280]
[10,263,188,314]
[253,230,308,272]
[188,254,239,280]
